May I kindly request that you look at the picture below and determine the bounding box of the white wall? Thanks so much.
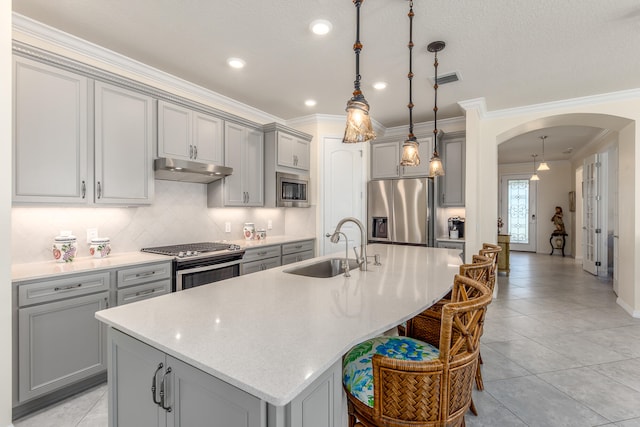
[498,160,573,255]
[462,100,640,317]
[2,5,12,427]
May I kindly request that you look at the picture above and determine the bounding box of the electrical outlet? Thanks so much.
[267,220,273,230]
[225,222,231,233]
[86,228,98,244]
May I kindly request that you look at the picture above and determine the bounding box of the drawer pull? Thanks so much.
[293,245,302,249]
[160,367,173,412]
[151,363,163,405]
[53,283,82,292]
[256,251,268,256]
[135,271,155,278]
[135,288,156,297]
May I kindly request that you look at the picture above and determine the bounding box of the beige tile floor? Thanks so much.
[13,252,640,427]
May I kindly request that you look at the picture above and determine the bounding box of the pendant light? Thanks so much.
[537,135,550,171]
[530,154,540,181]
[400,1,419,166]
[427,41,445,177]
[343,0,376,143]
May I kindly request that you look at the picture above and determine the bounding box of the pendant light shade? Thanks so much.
[537,135,550,171]
[343,0,376,143]
[530,154,540,181]
[400,1,419,166]
[428,41,445,177]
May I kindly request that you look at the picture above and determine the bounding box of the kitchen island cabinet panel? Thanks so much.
[109,329,265,427]
[94,81,154,205]
[13,56,89,203]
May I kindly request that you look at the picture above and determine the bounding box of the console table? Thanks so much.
[549,232,568,257]
[497,234,510,275]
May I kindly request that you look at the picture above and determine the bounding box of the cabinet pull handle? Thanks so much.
[81,180,86,199]
[189,145,193,159]
[97,181,102,199]
[135,271,155,278]
[151,363,163,405]
[160,367,173,412]
[256,251,268,256]
[104,297,109,309]
[193,145,198,159]
[246,192,250,203]
[294,245,302,249]
[53,283,82,292]
[135,288,156,297]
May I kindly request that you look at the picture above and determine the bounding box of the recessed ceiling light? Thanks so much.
[305,99,317,107]
[309,19,332,35]
[227,57,246,69]
[373,81,387,90]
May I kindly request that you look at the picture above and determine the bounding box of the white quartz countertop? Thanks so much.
[12,252,170,282]
[95,244,461,407]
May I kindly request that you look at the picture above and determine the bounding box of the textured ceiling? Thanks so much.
[12,0,640,162]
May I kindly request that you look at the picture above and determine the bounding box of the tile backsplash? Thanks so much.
[11,180,313,264]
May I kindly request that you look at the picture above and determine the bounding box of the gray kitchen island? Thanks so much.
[95,244,462,427]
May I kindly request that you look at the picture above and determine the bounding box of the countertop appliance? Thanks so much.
[448,216,465,239]
[141,242,245,291]
[368,178,434,246]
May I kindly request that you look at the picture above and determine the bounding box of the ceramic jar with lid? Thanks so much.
[89,237,111,258]
[255,229,267,240]
[52,235,77,263]
[243,223,255,240]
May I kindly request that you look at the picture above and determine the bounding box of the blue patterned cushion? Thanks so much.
[342,336,439,408]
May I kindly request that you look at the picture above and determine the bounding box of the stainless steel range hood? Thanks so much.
[154,158,233,184]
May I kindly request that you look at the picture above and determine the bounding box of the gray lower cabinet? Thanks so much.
[242,245,281,275]
[109,328,265,427]
[116,261,172,305]
[436,240,465,261]
[109,328,344,427]
[281,240,315,266]
[17,272,111,402]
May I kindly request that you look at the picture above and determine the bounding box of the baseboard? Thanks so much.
[616,297,640,318]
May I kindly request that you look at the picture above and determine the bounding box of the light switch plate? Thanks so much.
[267,220,273,230]
[86,228,98,244]
[225,222,231,233]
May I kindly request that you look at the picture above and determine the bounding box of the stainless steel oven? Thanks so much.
[141,242,245,291]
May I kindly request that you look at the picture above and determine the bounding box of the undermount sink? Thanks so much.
[284,258,360,278]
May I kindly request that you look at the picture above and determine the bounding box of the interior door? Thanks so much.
[322,137,366,256]
[582,154,600,275]
[501,174,537,252]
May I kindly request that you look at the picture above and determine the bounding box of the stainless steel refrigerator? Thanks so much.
[367,178,434,246]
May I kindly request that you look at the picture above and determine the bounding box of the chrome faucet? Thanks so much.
[326,232,351,277]
[330,217,368,271]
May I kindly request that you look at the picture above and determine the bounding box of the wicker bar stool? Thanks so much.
[479,243,501,296]
[343,275,492,427]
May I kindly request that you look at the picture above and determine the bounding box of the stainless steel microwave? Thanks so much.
[276,172,309,207]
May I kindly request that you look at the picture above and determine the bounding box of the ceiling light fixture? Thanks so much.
[227,57,246,69]
[304,99,317,107]
[537,135,550,171]
[400,1,419,166]
[427,41,446,177]
[310,19,333,35]
[530,154,540,181]
[342,0,375,144]
[372,81,387,90]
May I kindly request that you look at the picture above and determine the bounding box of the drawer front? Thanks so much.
[18,272,111,307]
[436,241,465,250]
[281,240,314,255]
[242,245,281,263]
[117,262,171,289]
[116,280,171,305]
[242,257,281,275]
[281,250,314,266]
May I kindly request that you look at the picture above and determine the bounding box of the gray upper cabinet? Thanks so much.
[157,100,224,165]
[263,124,311,172]
[209,122,264,207]
[370,137,433,179]
[13,56,89,203]
[94,81,154,204]
[439,131,465,207]
[13,56,154,205]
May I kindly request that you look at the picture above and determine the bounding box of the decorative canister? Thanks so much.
[52,235,77,263]
[255,229,267,240]
[243,223,256,240]
[89,237,111,258]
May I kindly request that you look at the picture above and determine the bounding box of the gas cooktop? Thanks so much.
[141,242,242,258]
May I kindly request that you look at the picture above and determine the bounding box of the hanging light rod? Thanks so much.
[427,41,446,177]
[530,154,540,181]
[400,0,419,166]
[342,0,376,144]
[537,135,550,171]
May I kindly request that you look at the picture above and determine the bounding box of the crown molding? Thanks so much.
[458,98,487,118]
[12,13,282,125]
